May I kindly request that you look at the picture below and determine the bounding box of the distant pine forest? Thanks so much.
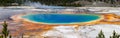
[0,0,120,7]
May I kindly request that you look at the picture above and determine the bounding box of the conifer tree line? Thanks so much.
[0,0,120,6]
[31,0,120,6]
[0,0,26,6]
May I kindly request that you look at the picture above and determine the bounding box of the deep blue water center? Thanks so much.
[22,14,100,24]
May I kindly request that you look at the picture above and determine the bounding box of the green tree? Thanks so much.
[110,31,120,38]
[96,30,105,38]
[2,21,9,38]
[1,21,12,38]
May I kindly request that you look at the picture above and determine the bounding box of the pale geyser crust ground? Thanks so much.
[1,7,120,38]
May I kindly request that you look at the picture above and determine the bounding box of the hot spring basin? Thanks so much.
[22,14,102,24]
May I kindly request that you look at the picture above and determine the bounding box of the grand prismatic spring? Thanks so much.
[21,14,102,24]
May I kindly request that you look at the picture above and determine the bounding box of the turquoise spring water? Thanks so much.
[22,14,101,24]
